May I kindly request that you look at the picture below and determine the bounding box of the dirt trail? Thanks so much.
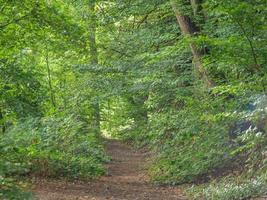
[34,140,186,200]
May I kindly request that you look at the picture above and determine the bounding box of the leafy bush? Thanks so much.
[0,176,34,200]
[0,114,107,198]
[187,175,267,200]
[148,110,231,184]
[0,115,107,178]
[146,91,267,186]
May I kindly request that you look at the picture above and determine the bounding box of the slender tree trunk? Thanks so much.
[88,0,101,134]
[190,0,202,17]
[171,0,215,87]
[232,17,259,70]
[62,74,67,111]
[0,109,5,133]
[45,47,56,108]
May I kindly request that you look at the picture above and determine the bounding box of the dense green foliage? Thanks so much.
[1,0,267,199]
[0,115,106,199]
[0,0,107,198]
[1,116,106,178]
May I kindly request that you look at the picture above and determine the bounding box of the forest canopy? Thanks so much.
[0,0,267,199]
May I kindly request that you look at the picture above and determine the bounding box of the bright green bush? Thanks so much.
[147,92,267,185]
[0,115,107,178]
[0,114,107,198]
[148,97,232,184]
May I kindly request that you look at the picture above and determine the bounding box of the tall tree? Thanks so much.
[88,0,101,134]
[171,0,214,87]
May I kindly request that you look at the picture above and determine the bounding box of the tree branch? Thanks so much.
[0,14,30,30]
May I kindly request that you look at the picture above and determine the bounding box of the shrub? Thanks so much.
[0,114,108,198]
[0,176,34,200]
[187,175,267,200]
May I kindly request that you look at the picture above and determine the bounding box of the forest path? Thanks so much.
[34,139,186,200]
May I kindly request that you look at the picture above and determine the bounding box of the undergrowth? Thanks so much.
[0,115,108,199]
[186,174,267,200]
[148,92,267,199]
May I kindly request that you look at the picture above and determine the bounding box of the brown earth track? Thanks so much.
[34,139,186,200]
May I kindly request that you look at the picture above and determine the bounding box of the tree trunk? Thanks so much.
[88,0,101,134]
[190,0,202,17]
[171,0,215,87]
[0,109,5,133]
[45,46,56,108]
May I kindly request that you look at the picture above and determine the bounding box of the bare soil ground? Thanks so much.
[34,139,186,200]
